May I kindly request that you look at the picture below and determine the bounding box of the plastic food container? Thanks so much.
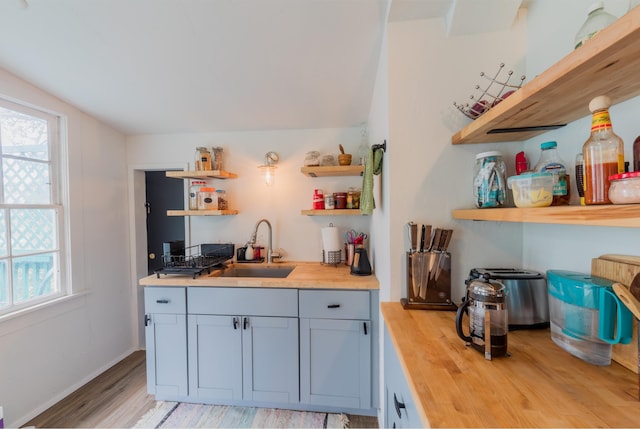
[507,172,554,208]
[608,171,640,204]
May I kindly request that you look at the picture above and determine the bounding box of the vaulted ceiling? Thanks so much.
[0,0,522,135]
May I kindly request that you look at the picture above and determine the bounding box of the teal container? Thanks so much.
[547,270,632,365]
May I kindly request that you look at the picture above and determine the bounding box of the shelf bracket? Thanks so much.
[487,124,566,134]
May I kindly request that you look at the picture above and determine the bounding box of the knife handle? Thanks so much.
[419,225,426,252]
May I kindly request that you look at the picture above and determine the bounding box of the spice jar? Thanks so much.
[197,187,218,210]
[216,189,228,210]
[189,180,206,210]
[473,151,506,208]
[195,147,212,171]
[334,192,347,209]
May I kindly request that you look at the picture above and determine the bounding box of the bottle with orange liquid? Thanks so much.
[582,95,625,204]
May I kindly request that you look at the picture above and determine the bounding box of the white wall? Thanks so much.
[126,128,372,267]
[0,68,133,428]
[387,11,528,302]
[522,0,639,273]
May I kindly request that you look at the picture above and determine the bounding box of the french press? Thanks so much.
[455,274,508,359]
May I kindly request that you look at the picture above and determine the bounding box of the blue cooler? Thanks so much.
[547,270,632,365]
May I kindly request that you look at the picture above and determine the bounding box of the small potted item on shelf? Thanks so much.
[338,144,352,166]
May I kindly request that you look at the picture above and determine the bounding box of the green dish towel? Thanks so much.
[360,147,384,215]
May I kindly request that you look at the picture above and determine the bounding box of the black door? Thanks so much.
[145,171,185,274]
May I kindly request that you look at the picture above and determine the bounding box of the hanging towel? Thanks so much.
[360,146,384,215]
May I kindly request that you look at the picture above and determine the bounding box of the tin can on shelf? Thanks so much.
[334,192,347,209]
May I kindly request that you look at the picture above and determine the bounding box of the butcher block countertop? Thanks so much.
[139,262,379,290]
[382,302,640,428]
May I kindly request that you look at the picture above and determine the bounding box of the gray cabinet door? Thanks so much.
[300,318,371,409]
[189,314,299,404]
[242,316,299,403]
[384,326,419,428]
[145,313,188,397]
[188,314,243,401]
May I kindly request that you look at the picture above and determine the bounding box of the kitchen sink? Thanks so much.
[220,265,295,278]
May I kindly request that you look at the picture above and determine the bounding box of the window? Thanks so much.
[0,98,65,315]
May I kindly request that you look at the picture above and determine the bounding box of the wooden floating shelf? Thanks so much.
[300,165,364,177]
[167,210,239,217]
[451,6,640,144]
[301,209,365,216]
[452,205,640,228]
[166,170,238,180]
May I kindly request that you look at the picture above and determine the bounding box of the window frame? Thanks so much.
[0,96,69,316]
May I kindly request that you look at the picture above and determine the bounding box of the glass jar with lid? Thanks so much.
[195,147,212,171]
[212,147,224,171]
[473,151,506,208]
[197,187,218,210]
[189,180,206,210]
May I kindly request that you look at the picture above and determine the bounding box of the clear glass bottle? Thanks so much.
[357,126,368,166]
[473,151,506,208]
[582,95,625,205]
[189,180,206,210]
[534,141,569,205]
[574,1,618,49]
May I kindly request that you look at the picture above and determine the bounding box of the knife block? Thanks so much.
[401,251,457,311]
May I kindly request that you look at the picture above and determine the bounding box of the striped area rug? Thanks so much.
[133,401,350,428]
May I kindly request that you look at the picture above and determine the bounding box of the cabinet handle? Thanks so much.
[327,304,341,308]
[394,393,406,419]
[243,317,249,330]
[233,317,239,330]
[363,321,368,335]
[144,314,151,326]
[156,299,169,304]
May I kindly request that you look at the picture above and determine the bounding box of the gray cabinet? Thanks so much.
[144,287,188,399]
[187,287,299,404]
[384,325,420,428]
[299,290,373,410]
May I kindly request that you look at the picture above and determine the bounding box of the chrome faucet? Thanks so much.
[249,218,281,263]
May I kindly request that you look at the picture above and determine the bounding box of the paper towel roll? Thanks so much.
[321,226,341,252]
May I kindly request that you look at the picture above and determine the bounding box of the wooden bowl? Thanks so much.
[338,154,352,166]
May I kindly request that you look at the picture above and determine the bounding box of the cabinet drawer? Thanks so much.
[188,287,298,317]
[144,287,186,314]
[299,290,370,319]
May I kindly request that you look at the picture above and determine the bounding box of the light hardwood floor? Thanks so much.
[24,351,379,428]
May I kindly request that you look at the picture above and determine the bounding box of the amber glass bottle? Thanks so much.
[582,95,625,205]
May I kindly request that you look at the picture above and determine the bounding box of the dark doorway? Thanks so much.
[145,171,185,275]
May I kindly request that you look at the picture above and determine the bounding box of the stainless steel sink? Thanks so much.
[220,265,295,278]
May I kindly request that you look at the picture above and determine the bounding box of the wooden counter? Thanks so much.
[139,262,379,290]
[382,302,640,428]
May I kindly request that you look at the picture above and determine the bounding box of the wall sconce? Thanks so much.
[258,151,279,186]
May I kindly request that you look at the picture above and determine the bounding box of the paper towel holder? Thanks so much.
[321,222,342,266]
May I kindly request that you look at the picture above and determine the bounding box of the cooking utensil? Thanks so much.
[613,281,640,320]
[407,222,418,253]
[612,273,640,400]
[339,144,345,154]
[419,225,426,252]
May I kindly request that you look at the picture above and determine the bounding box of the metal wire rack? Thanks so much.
[453,63,526,120]
[155,243,234,278]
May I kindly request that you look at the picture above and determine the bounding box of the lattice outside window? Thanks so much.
[0,99,64,314]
